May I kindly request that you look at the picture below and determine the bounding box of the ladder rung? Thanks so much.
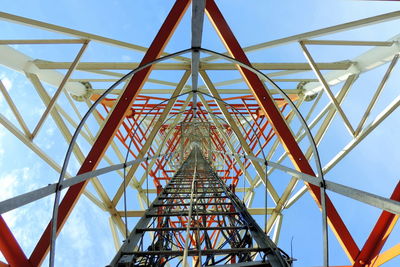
[122,247,264,256]
[146,211,239,217]
[153,202,232,207]
[136,225,246,232]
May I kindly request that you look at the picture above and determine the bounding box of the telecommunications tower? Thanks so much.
[0,0,400,266]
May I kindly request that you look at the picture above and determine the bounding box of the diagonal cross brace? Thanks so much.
[205,0,359,261]
[29,1,191,265]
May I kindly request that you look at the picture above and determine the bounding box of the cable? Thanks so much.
[49,48,192,267]
[265,161,268,234]
[123,163,129,239]
[199,47,329,266]
[243,157,246,204]
[146,158,149,208]
[53,46,325,267]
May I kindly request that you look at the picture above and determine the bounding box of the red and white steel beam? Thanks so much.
[205,0,359,261]
[29,1,191,265]
[354,181,400,267]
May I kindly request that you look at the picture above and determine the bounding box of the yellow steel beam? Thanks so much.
[302,40,394,46]
[372,243,400,266]
[0,11,190,62]
[33,60,353,70]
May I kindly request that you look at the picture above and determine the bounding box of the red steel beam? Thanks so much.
[0,217,32,267]
[29,1,191,265]
[354,181,400,267]
[242,98,267,141]
[205,0,359,261]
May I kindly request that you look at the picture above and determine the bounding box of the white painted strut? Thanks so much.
[0,45,90,98]
[303,34,400,97]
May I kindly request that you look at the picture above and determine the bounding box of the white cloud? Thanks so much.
[0,167,31,202]
[0,172,20,202]
[56,197,114,266]
[0,147,4,163]
[63,205,92,252]
[44,140,55,150]
[0,128,5,165]
[1,77,12,92]
[0,166,41,228]
[121,55,132,61]
[0,161,113,266]
[31,106,45,117]
[0,163,58,260]
[0,76,13,106]
[45,126,55,136]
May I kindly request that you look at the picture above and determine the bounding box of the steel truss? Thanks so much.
[0,0,399,266]
[110,148,292,266]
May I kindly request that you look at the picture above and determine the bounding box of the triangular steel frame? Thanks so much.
[2,0,399,266]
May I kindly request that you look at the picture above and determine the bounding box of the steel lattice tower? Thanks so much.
[1,0,400,267]
[111,148,292,266]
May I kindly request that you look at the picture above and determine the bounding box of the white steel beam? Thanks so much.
[112,71,191,205]
[300,41,355,136]
[91,88,301,95]
[109,217,121,251]
[354,54,399,135]
[198,94,255,186]
[202,10,400,61]
[214,150,400,216]
[28,73,127,234]
[200,70,280,203]
[0,39,85,44]
[0,79,31,137]
[0,11,190,62]
[138,95,192,187]
[33,61,352,71]
[302,40,394,46]
[31,41,89,139]
[303,35,400,97]
[0,45,89,97]
[287,87,400,207]
[324,93,400,173]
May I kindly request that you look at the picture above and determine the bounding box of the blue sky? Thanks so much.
[1,0,400,266]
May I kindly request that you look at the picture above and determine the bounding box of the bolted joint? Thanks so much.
[297,81,317,102]
[192,46,201,53]
[70,81,93,102]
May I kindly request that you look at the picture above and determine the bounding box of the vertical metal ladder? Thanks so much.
[109,148,292,266]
